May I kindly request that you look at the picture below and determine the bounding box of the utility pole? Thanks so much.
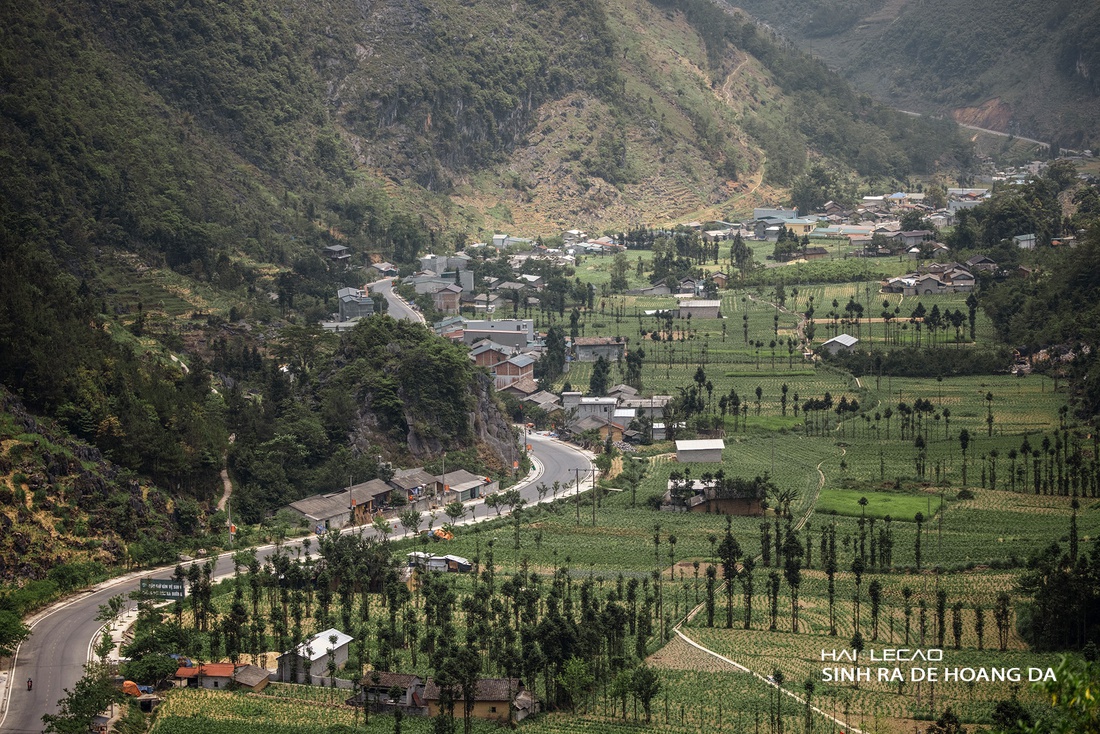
[592,469,597,526]
[575,468,580,525]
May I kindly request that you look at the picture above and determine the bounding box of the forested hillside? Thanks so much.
[0,0,971,584]
[730,0,1100,150]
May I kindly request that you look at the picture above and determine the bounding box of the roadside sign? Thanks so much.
[140,578,186,600]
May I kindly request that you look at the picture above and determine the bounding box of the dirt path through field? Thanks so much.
[217,434,235,512]
[668,443,863,731]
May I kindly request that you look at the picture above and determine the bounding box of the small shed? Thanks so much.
[675,439,725,463]
[233,664,271,692]
[407,552,471,573]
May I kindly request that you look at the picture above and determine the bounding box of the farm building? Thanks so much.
[424,678,538,723]
[174,663,235,690]
[675,439,725,463]
[571,336,627,362]
[661,478,765,516]
[349,673,427,713]
[821,334,859,355]
[676,300,721,319]
[232,665,271,692]
[285,478,394,532]
[434,470,496,502]
[406,552,472,573]
[276,628,353,684]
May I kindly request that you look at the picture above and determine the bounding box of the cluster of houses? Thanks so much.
[172,625,538,724]
[284,467,497,533]
[882,258,981,295]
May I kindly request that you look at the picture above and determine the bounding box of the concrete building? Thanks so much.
[462,320,534,349]
[433,470,496,502]
[572,336,626,362]
[675,439,725,463]
[277,628,353,684]
[676,300,721,319]
[561,393,618,423]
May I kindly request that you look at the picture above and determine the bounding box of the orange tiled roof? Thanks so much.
[175,663,236,678]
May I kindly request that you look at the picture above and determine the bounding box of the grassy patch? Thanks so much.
[816,488,942,521]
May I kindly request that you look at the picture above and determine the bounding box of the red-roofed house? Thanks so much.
[175,663,236,689]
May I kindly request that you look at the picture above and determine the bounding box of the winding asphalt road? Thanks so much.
[368,278,423,323]
[0,433,592,733]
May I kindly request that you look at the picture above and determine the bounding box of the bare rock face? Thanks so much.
[350,369,516,470]
[464,371,518,471]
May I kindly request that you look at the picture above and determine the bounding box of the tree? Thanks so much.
[631,664,661,724]
[398,508,423,537]
[42,662,125,734]
[0,610,30,656]
[557,656,594,713]
[783,527,804,633]
[589,356,611,396]
[959,429,971,486]
[1022,656,1099,734]
[444,501,466,526]
[926,707,968,734]
[717,519,742,629]
[609,252,631,293]
[915,512,924,571]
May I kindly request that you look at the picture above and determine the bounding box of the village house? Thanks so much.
[501,377,540,399]
[324,244,351,262]
[349,673,427,713]
[174,663,235,690]
[965,254,998,273]
[388,468,437,505]
[522,390,562,413]
[430,284,462,314]
[276,628,353,684]
[423,678,538,723]
[493,354,536,389]
[569,415,624,443]
[462,320,534,349]
[285,478,394,532]
[606,384,638,400]
[619,395,672,418]
[433,470,496,502]
[561,393,617,422]
[892,230,935,249]
[337,287,374,322]
[708,271,730,288]
[372,262,399,278]
[407,552,472,573]
[468,340,516,368]
[821,334,859,355]
[571,335,626,362]
[627,281,672,296]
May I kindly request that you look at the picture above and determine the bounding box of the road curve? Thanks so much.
[0,433,591,733]
[367,277,423,324]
